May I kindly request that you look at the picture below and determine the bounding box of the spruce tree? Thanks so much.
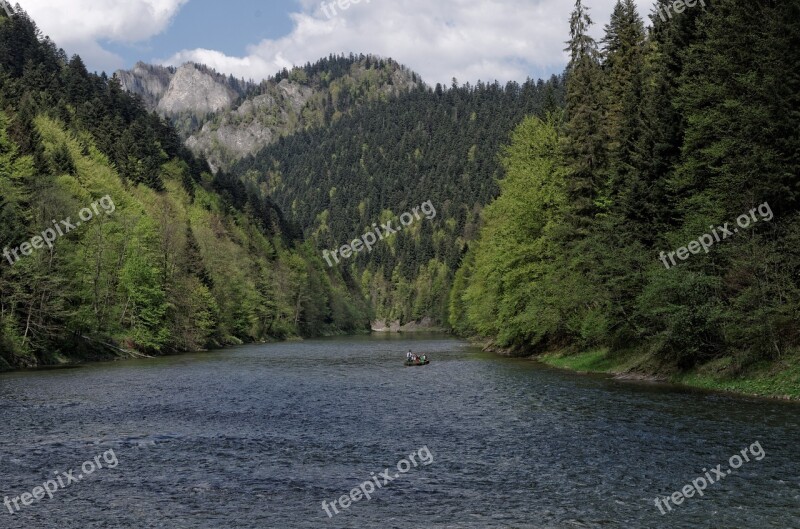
[562,0,605,227]
[601,0,645,221]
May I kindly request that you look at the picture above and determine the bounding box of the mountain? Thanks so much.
[118,54,564,329]
[116,57,567,330]
[117,62,248,116]
[116,56,421,171]
[0,9,370,371]
[232,77,565,325]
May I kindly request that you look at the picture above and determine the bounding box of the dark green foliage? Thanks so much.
[50,141,75,175]
[0,8,371,369]
[450,0,800,372]
[232,76,565,323]
[562,0,606,224]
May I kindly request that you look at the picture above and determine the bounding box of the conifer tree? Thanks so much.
[562,0,605,227]
[601,0,645,220]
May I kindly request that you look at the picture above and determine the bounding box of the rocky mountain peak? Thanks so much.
[156,63,239,115]
[116,55,422,171]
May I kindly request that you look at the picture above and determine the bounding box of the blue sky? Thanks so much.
[21,0,656,86]
[101,0,297,71]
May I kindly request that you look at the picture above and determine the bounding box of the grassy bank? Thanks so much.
[537,348,800,401]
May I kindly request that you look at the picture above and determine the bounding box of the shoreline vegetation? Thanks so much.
[0,330,349,374]
[7,329,797,405]
[0,12,376,372]
[523,347,800,402]
[445,1,800,405]
[0,318,451,374]
[476,332,800,402]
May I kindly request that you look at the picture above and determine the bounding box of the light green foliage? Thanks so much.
[454,115,568,349]
[450,0,800,380]
[0,113,368,366]
[120,243,170,351]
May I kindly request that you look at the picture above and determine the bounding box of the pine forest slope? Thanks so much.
[232,77,565,325]
[0,9,370,371]
[116,56,422,172]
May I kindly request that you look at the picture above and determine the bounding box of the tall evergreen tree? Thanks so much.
[634,0,707,240]
[601,0,646,221]
[562,0,605,226]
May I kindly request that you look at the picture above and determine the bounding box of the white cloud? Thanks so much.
[163,0,657,86]
[19,0,659,83]
[18,0,188,72]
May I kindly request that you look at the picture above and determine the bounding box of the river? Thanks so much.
[1,334,798,528]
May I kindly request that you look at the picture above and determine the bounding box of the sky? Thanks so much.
[17,0,658,86]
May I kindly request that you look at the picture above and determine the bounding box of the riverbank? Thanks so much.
[371,317,448,333]
[0,334,141,373]
[537,348,800,401]
[0,331,356,374]
[0,324,387,374]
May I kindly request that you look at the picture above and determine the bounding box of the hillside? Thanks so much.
[449,0,800,385]
[116,56,421,171]
[117,54,564,329]
[232,77,565,326]
[0,9,370,370]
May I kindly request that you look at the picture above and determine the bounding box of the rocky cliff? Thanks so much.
[115,62,175,110]
[116,56,422,172]
[116,61,249,115]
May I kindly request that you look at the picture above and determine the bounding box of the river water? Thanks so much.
[0,335,798,528]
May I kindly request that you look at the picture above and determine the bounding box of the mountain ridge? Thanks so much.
[115,55,422,171]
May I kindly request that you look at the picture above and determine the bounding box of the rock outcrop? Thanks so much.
[116,62,245,115]
[371,317,445,333]
[116,56,422,171]
[156,64,238,115]
[116,62,174,110]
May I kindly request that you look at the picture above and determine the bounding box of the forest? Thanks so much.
[1,0,798,379]
[233,73,565,323]
[0,9,370,370]
[449,0,800,372]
